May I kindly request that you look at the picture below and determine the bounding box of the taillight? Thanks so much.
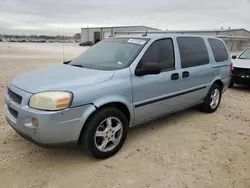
[230,62,233,74]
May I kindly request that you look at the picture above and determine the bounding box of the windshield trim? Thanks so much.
[238,48,250,60]
[69,37,150,71]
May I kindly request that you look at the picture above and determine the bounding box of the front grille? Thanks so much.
[8,106,18,119]
[233,67,250,75]
[8,89,22,104]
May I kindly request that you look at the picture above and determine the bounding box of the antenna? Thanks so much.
[142,30,148,36]
[62,20,65,63]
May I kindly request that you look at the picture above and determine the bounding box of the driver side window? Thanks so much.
[141,38,175,71]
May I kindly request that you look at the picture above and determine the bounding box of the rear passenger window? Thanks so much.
[141,39,175,70]
[208,38,228,62]
[177,37,209,68]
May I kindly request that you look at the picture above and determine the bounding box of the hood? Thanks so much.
[12,64,115,93]
[232,59,250,69]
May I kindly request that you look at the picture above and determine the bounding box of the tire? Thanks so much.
[81,108,128,159]
[200,83,222,113]
[228,79,234,88]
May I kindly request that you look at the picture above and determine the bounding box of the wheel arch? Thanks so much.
[92,96,133,124]
[78,96,134,143]
[213,79,224,90]
[210,76,224,90]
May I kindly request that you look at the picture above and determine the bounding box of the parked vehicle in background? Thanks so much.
[79,41,93,46]
[229,47,250,87]
[4,34,231,159]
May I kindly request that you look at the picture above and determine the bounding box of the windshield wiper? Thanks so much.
[70,64,84,68]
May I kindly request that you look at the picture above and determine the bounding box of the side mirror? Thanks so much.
[135,62,161,76]
[232,55,237,59]
[63,60,71,64]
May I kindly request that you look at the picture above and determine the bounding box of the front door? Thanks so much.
[132,38,184,124]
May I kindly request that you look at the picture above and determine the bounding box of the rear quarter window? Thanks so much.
[208,38,229,62]
[177,37,209,68]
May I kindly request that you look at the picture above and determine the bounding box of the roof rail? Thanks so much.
[142,30,148,36]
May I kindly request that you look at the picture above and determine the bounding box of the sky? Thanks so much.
[0,0,250,36]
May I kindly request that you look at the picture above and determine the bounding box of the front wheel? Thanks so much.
[200,83,222,113]
[81,108,128,159]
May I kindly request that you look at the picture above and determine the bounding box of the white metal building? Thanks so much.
[81,26,159,44]
[114,28,250,52]
[81,26,250,52]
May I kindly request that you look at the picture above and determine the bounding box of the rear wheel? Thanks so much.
[81,108,128,159]
[200,83,222,113]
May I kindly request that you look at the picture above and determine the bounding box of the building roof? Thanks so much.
[114,28,250,40]
[113,33,250,41]
[115,28,250,34]
[81,25,159,30]
[162,28,250,34]
[216,35,250,40]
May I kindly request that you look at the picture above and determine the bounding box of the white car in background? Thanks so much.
[229,47,250,88]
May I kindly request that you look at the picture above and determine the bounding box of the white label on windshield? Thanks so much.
[117,61,123,65]
[127,39,146,45]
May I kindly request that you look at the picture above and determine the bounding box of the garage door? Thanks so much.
[104,32,111,39]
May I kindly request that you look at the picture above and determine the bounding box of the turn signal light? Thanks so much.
[32,118,39,128]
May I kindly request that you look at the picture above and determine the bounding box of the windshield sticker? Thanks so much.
[127,39,146,45]
[117,61,123,65]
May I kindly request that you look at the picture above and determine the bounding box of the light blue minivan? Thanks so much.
[4,34,231,158]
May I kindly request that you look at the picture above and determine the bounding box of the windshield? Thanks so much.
[69,38,149,70]
[239,48,250,59]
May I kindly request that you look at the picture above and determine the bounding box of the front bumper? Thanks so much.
[231,74,250,86]
[4,85,95,146]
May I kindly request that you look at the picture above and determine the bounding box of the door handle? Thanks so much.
[171,73,179,80]
[182,71,190,78]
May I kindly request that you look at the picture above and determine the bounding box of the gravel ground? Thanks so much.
[0,42,250,188]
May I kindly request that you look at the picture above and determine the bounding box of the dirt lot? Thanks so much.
[0,42,250,188]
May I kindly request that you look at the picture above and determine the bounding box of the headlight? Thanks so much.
[29,91,72,111]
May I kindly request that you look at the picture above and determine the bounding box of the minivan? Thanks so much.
[4,34,231,159]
